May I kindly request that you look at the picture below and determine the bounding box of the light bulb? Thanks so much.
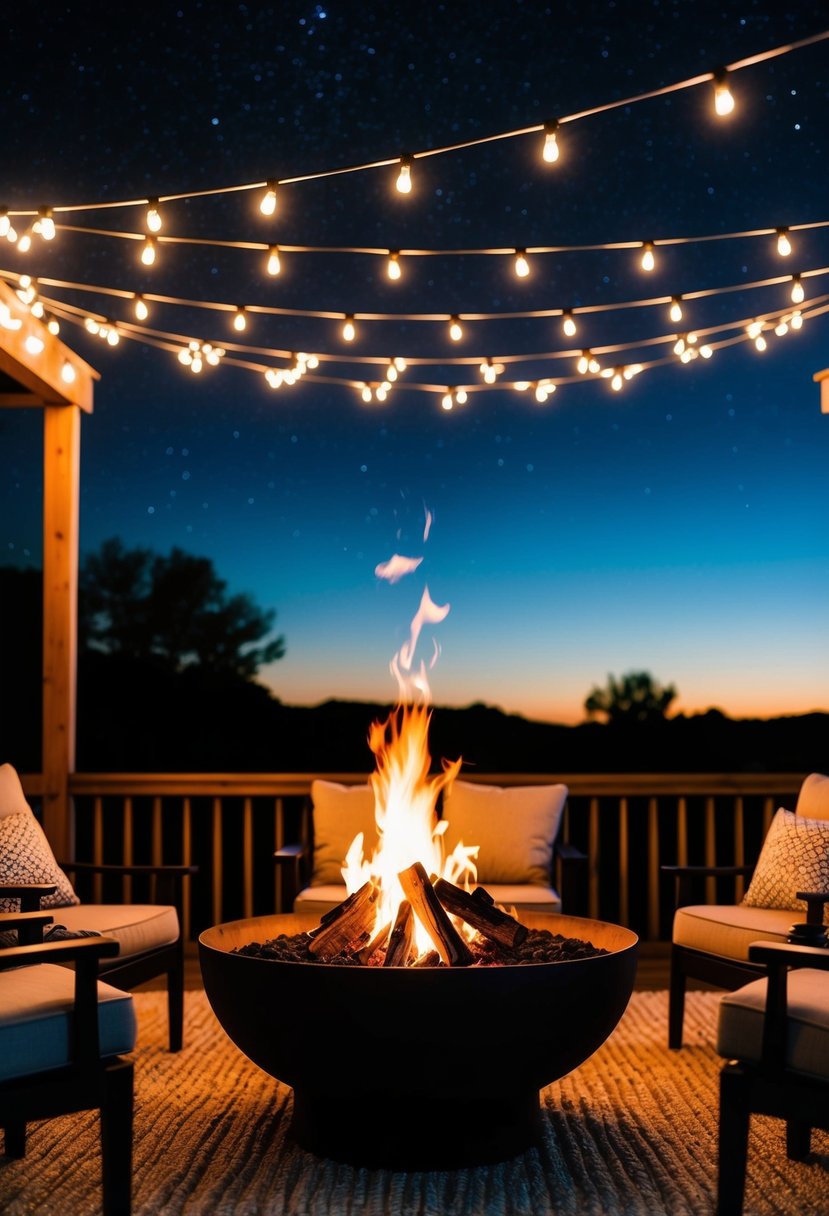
[754,335,767,351]
[746,320,763,340]
[106,328,120,346]
[514,250,530,278]
[481,359,497,384]
[611,371,623,391]
[791,311,803,330]
[441,392,454,411]
[361,385,373,403]
[0,210,8,237]
[700,345,713,358]
[542,120,559,164]
[588,356,601,374]
[266,245,281,276]
[713,69,735,117]
[260,182,278,216]
[24,334,44,355]
[17,230,32,253]
[31,301,44,318]
[61,360,76,384]
[456,389,468,405]
[775,320,789,336]
[342,315,356,342]
[776,228,792,257]
[387,251,401,280]
[146,200,162,232]
[38,208,56,240]
[141,237,156,266]
[673,336,686,356]
[190,356,203,374]
[305,354,319,369]
[640,241,655,272]
[376,384,388,402]
[562,311,577,338]
[5,224,17,243]
[577,352,589,375]
[790,275,804,304]
[393,356,407,371]
[47,317,60,335]
[449,316,463,342]
[669,296,683,323]
[233,307,247,332]
[396,158,412,194]
[134,294,149,321]
[535,383,548,403]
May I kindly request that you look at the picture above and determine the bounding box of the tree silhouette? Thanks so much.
[79,538,285,680]
[584,671,677,725]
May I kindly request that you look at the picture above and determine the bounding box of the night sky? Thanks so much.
[1,1,827,724]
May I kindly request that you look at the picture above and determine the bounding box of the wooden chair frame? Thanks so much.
[0,912,134,1215]
[717,940,829,1215]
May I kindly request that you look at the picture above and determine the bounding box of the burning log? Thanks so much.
[358,920,391,965]
[308,881,379,961]
[433,878,528,949]
[383,900,415,967]
[398,862,474,967]
[413,950,441,968]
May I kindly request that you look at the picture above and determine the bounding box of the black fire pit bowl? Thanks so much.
[199,911,638,1168]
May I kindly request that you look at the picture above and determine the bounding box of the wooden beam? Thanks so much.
[41,403,80,859]
[0,278,97,412]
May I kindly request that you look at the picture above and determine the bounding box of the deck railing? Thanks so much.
[22,771,804,942]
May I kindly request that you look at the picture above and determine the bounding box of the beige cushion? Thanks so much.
[795,772,829,822]
[674,903,793,960]
[0,963,136,1081]
[0,810,79,913]
[0,763,31,823]
[310,781,376,885]
[442,781,567,885]
[718,968,829,1081]
[294,882,561,918]
[53,904,179,960]
[742,808,829,921]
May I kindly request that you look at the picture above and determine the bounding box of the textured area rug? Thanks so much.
[1,989,827,1215]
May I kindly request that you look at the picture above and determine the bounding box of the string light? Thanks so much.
[449,316,463,342]
[535,381,556,403]
[514,250,530,278]
[140,237,157,266]
[180,340,225,373]
[640,241,656,272]
[746,320,764,340]
[34,207,56,240]
[480,358,504,383]
[134,294,149,321]
[342,314,356,342]
[47,316,60,335]
[24,334,44,355]
[60,359,77,384]
[562,311,577,338]
[610,369,624,391]
[395,158,412,194]
[146,199,162,233]
[360,384,373,403]
[700,344,713,358]
[30,300,44,318]
[387,251,402,280]
[669,296,683,323]
[266,245,281,276]
[232,307,247,333]
[17,229,32,253]
[754,333,767,351]
[790,274,805,304]
[774,318,789,336]
[0,209,9,237]
[776,227,792,256]
[542,120,560,164]
[713,68,735,116]
[441,391,454,411]
[393,356,408,372]
[259,182,278,216]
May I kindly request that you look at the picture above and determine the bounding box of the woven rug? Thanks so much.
[1,989,826,1215]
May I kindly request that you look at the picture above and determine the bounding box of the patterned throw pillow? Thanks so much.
[742,808,829,921]
[0,811,80,912]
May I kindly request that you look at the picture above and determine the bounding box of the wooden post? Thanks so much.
[41,403,80,860]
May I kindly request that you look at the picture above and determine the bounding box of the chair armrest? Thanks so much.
[662,864,755,909]
[748,940,829,972]
[0,910,54,945]
[274,844,310,914]
[274,843,308,863]
[0,935,120,969]
[554,841,588,914]
[0,883,58,912]
[746,939,829,1068]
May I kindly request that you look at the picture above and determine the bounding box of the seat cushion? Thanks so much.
[442,781,568,885]
[54,904,179,961]
[310,781,376,885]
[0,963,136,1081]
[674,903,793,961]
[294,883,561,918]
[795,772,829,822]
[718,968,829,1081]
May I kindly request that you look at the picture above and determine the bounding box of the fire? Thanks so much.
[340,518,479,959]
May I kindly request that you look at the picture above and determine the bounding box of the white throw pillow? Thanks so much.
[742,807,829,921]
[310,781,377,885]
[441,781,568,886]
[0,811,80,912]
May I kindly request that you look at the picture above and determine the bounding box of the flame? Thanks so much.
[374,553,423,583]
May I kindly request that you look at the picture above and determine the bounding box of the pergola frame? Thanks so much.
[0,278,96,857]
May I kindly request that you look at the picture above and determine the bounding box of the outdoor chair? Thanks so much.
[275,778,586,917]
[664,771,829,1049]
[0,907,136,1215]
[716,936,829,1215]
[0,762,196,1051]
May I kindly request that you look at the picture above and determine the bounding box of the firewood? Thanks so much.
[308,881,379,960]
[383,900,415,967]
[398,862,473,967]
[413,950,441,968]
[433,878,528,949]
[358,920,391,965]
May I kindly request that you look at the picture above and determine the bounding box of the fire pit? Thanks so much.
[199,909,638,1168]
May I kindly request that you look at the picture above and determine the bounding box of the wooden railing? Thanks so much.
[21,771,805,942]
